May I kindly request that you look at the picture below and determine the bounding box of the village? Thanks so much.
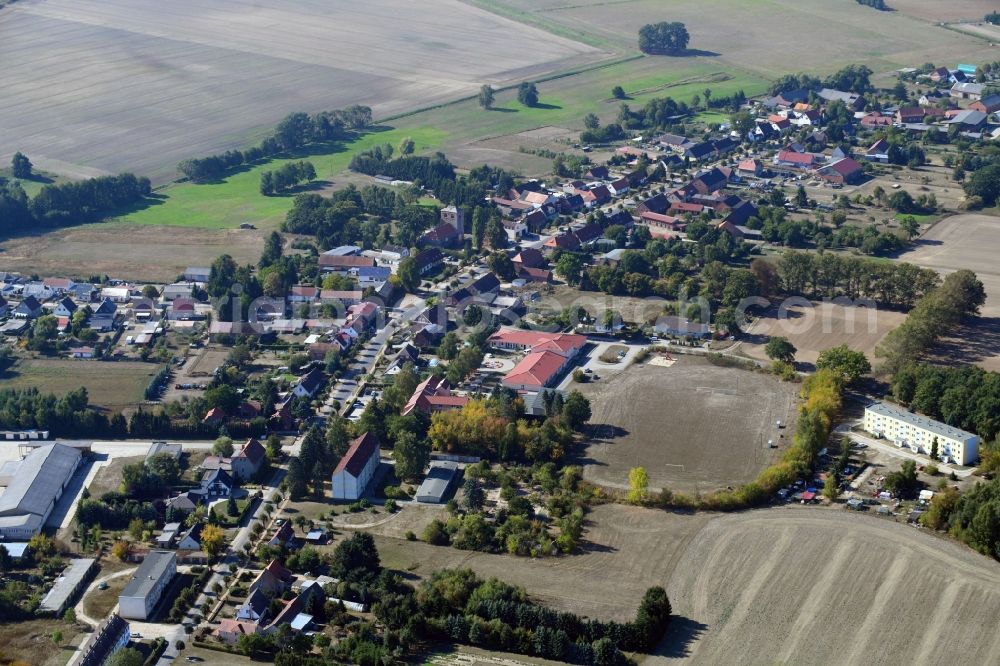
[4,50,1000,666]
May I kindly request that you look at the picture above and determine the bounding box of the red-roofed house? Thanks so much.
[402,376,470,416]
[817,158,864,185]
[736,158,763,178]
[489,328,587,357]
[502,351,570,392]
[860,112,893,129]
[638,211,684,233]
[331,432,380,500]
[231,438,266,480]
[216,619,259,645]
[774,150,819,169]
[318,255,375,273]
[249,560,294,597]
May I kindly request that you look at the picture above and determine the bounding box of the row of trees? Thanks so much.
[260,161,317,195]
[0,172,150,237]
[769,64,874,95]
[177,105,371,182]
[876,269,986,374]
[777,251,939,307]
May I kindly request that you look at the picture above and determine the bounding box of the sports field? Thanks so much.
[575,357,798,494]
[1,358,159,410]
[0,0,600,183]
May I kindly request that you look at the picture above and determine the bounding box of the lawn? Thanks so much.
[1,358,159,409]
[119,127,447,230]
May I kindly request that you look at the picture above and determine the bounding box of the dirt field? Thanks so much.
[739,300,908,367]
[472,0,990,76]
[1,358,159,410]
[371,502,1000,664]
[0,618,86,666]
[659,508,1000,665]
[575,357,797,494]
[0,0,600,183]
[0,222,264,281]
[889,0,1000,23]
[898,213,1000,371]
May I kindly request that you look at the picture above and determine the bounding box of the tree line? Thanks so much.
[0,172,150,237]
[876,269,986,375]
[177,105,371,183]
[777,251,939,308]
[891,363,1000,442]
[770,64,873,95]
[260,160,316,195]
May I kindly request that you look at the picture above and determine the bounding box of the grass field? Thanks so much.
[575,357,797,494]
[739,299,908,367]
[898,213,1000,371]
[1,358,159,409]
[120,127,447,230]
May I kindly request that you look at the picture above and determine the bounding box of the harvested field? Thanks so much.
[373,503,1000,664]
[658,508,1000,665]
[890,0,1000,23]
[898,213,1000,371]
[740,299,908,367]
[472,0,989,76]
[0,0,600,182]
[575,357,797,494]
[0,358,159,410]
[0,222,264,281]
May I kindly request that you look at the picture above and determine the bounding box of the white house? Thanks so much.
[331,433,380,501]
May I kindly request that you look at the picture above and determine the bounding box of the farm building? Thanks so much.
[331,432,380,500]
[864,402,979,465]
[39,558,97,615]
[0,443,82,539]
[119,550,177,620]
[416,461,459,503]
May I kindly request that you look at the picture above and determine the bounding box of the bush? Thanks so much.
[925,463,939,476]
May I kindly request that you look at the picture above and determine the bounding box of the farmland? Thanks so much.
[469,0,992,76]
[373,503,1000,664]
[739,299,909,366]
[898,213,1000,371]
[0,223,265,282]
[0,0,600,183]
[1,358,159,410]
[574,357,797,494]
[660,508,1000,664]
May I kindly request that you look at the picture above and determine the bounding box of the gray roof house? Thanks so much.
[13,295,43,319]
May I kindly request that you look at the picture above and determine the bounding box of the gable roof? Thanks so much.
[237,438,266,465]
[504,350,566,388]
[333,432,380,479]
[512,248,545,269]
[297,367,325,394]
